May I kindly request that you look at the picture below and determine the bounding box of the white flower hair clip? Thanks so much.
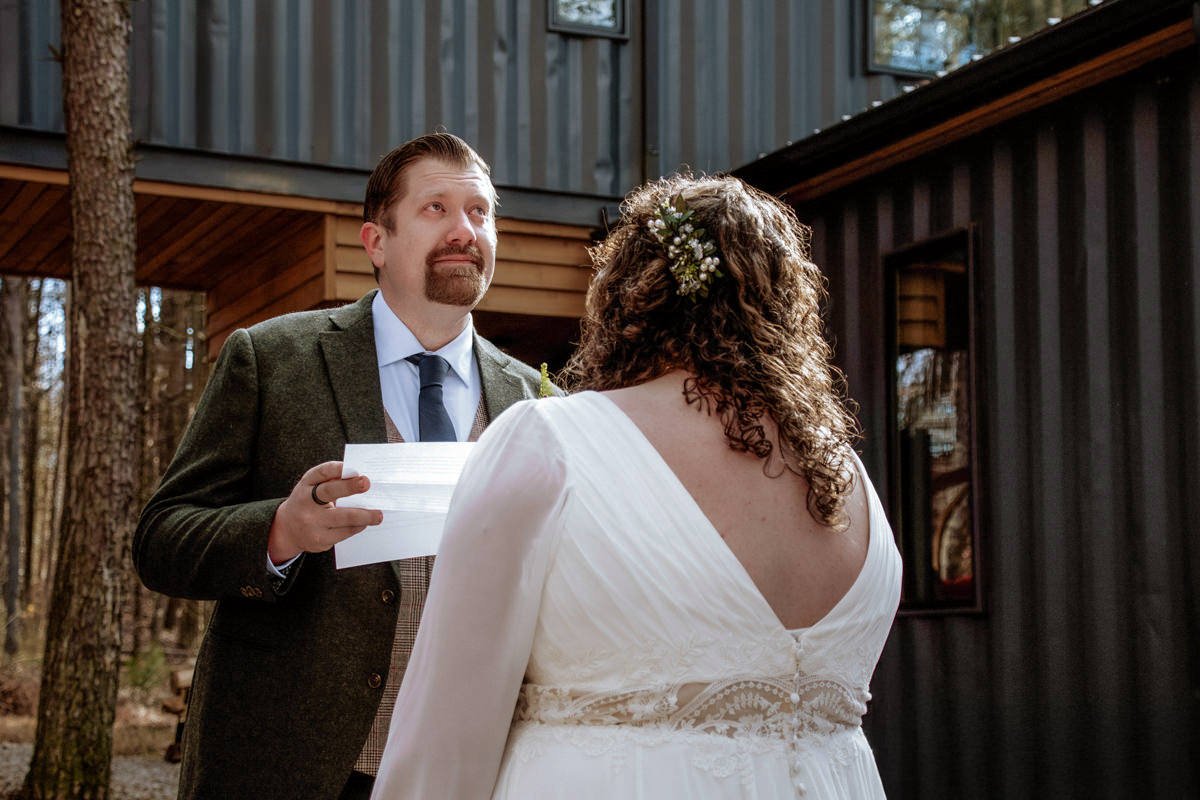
[647,195,722,300]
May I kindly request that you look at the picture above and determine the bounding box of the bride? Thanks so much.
[370,174,901,799]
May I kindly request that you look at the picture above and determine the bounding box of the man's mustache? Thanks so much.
[426,244,484,271]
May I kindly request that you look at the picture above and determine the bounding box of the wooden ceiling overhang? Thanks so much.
[0,162,595,359]
[733,0,1198,204]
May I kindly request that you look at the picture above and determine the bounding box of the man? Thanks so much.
[134,133,559,799]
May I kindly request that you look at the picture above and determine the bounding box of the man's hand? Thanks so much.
[267,461,383,564]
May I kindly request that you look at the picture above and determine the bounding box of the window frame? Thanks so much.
[547,0,629,41]
[883,226,986,616]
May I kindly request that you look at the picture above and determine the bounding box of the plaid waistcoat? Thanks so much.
[354,398,490,775]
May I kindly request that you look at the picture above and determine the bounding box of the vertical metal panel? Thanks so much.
[0,0,18,121]
[1185,71,1200,786]
[649,0,906,175]
[1077,92,1127,793]
[796,55,1199,797]
[1,0,62,130]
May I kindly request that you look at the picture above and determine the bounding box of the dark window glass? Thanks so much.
[870,0,1091,75]
[886,231,980,611]
[548,0,628,40]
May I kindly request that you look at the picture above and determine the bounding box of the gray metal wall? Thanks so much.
[0,0,903,201]
[0,0,641,195]
[799,53,1199,798]
[646,0,903,176]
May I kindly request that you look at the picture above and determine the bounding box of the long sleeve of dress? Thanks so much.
[371,398,569,800]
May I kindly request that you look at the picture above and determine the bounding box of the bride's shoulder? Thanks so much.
[497,391,601,427]
[478,393,588,451]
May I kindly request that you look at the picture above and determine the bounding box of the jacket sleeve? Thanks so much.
[133,327,294,602]
[370,399,568,800]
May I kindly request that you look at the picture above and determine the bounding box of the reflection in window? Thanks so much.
[548,0,626,39]
[889,235,977,609]
[871,0,1091,75]
[554,0,618,28]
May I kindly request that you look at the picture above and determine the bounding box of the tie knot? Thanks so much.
[407,353,451,388]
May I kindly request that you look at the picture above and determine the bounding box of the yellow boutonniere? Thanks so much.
[538,363,554,399]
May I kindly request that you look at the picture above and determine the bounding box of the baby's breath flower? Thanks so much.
[647,194,724,301]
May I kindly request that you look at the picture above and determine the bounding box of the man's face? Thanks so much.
[368,158,497,310]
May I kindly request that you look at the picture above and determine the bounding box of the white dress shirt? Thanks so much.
[371,291,482,443]
[268,292,482,577]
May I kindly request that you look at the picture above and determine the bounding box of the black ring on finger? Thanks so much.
[311,484,326,506]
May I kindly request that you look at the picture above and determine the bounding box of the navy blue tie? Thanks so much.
[406,353,457,442]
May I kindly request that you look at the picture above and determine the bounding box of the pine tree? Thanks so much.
[21,0,138,795]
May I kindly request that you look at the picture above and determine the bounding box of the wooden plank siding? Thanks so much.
[204,215,328,355]
[327,212,593,318]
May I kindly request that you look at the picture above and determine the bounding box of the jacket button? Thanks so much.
[368,673,383,689]
[381,589,395,605]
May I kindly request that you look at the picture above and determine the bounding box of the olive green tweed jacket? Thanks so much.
[133,290,553,800]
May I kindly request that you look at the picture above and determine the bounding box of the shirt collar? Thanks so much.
[372,291,476,383]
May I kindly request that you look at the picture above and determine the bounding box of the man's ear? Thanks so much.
[360,222,386,268]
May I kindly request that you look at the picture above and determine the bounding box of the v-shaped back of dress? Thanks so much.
[526,392,901,695]
[592,391,872,635]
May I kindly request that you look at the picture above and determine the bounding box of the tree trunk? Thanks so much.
[129,289,151,656]
[162,594,179,633]
[1,276,26,655]
[179,292,211,651]
[41,329,68,606]
[176,596,203,652]
[155,291,189,645]
[22,280,45,607]
[23,0,137,796]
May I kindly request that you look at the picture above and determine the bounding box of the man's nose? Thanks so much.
[445,211,477,245]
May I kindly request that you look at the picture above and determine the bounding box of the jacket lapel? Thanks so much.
[474,335,531,421]
[319,291,387,446]
[318,292,401,585]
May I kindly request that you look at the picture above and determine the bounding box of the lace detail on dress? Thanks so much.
[515,643,870,794]
[515,675,865,740]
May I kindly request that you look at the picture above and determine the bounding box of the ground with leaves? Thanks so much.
[0,647,184,798]
[0,743,179,800]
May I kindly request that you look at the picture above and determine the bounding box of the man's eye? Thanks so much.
[472,206,489,216]
[427,202,444,212]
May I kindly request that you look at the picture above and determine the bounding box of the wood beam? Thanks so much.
[0,163,362,215]
[782,20,1196,203]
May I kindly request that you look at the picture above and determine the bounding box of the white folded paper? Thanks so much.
[333,442,475,569]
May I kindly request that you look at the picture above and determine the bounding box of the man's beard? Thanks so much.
[424,243,489,307]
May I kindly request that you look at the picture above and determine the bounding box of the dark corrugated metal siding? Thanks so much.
[646,0,903,177]
[0,0,63,132]
[0,0,641,196]
[799,53,1199,798]
[1,0,903,200]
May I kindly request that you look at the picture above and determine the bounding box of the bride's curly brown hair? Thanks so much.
[562,173,861,529]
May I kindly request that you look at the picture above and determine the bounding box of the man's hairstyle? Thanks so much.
[363,133,494,232]
[563,173,861,530]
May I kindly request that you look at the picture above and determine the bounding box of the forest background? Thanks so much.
[0,278,207,754]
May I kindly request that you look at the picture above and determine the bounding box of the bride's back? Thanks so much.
[604,373,870,632]
[566,174,869,632]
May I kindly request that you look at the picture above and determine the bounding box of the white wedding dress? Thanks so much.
[371,391,902,800]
